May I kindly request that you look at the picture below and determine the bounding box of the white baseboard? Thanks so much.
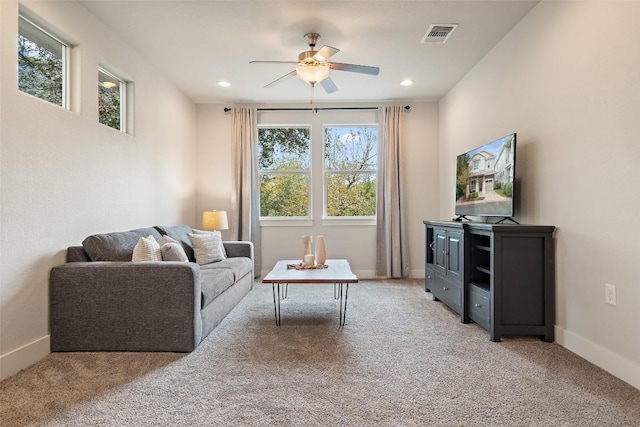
[0,335,50,381]
[555,326,640,391]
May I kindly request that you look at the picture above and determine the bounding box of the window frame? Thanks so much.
[322,124,379,220]
[257,125,313,223]
[17,14,70,109]
[98,67,126,132]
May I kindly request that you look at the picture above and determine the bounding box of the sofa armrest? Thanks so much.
[49,261,203,352]
[223,241,254,260]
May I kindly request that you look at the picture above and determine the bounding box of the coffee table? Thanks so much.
[262,259,358,326]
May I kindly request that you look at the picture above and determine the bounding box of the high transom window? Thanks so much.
[18,15,69,108]
[98,68,125,131]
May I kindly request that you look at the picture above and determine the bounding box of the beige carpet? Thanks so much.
[1,279,639,426]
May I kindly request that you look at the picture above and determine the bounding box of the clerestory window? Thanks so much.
[18,15,69,108]
[98,68,126,131]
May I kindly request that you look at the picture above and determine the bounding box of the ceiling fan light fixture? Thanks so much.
[295,63,330,85]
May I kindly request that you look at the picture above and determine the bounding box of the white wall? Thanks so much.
[0,0,197,380]
[195,102,439,278]
[439,1,640,389]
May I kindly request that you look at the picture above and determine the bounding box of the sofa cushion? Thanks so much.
[154,225,195,262]
[200,268,235,308]
[82,228,163,261]
[132,235,162,262]
[200,257,253,281]
[189,232,226,265]
[199,257,253,308]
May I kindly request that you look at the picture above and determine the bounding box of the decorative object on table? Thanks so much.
[287,262,329,270]
[315,235,326,265]
[202,210,229,232]
[304,253,315,267]
[302,235,313,262]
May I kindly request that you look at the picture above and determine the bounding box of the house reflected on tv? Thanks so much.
[455,133,516,218]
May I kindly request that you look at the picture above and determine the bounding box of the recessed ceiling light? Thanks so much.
[218,81,231,88]
[400,79,414,87]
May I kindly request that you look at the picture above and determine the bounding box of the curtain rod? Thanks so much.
[223,106,410,113]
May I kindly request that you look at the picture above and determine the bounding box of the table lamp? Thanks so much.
[202,210,229,231]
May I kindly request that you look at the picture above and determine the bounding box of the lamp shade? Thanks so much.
[295,64,330,85]
[202,210,229,231]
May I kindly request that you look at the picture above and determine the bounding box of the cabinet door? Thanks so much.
[446,230,463,281]
[434,229,447,272]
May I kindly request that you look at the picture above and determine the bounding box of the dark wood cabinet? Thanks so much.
[426,223,465,316]
[424,220,555,342]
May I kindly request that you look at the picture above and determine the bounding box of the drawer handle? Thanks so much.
[475,303,482,308]
[443,287,449,291]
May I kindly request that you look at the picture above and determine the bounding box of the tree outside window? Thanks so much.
[258,127,311,217]
[98,68,124,131]
[324,126,378,217]
[18,16,67,107]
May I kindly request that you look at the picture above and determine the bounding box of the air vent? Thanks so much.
[421,24,458,44]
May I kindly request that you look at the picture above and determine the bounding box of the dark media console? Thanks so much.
[423,220,555,342]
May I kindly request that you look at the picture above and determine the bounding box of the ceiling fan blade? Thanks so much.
[313,45,340,61]
[264,70,297,88]
[320,77,339,94]
[250,60,298,65]
[330,62,380,76]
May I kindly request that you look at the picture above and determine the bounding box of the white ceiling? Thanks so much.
[79,0,539,104]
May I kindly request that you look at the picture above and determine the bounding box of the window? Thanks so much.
[98,68,125,131]
[323,126,378,217]
[258,127,311,217]
[18,15,68,107]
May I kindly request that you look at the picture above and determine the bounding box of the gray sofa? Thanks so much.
[49,225,254,352]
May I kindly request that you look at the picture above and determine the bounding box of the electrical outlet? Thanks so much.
[605,283,617,306]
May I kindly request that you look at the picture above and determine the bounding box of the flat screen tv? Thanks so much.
[455,133,516,222]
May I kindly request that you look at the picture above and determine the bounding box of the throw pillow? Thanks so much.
[192,229,227,258]
[132,235,162,262]
[160,235,189,262]
[188,231,225,265]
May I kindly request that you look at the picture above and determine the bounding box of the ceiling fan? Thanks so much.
[250,33,380,93]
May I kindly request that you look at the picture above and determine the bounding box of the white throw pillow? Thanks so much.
[132,235,162,262]
[160,235,189,262]
[192,229,227,258]
[189,231,225,265]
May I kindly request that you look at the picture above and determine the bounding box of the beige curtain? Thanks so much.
[376,105,409,278]
[231,108,261,276]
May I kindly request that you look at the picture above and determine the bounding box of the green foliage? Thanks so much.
[18,34,63,106]
[503,182,513,197]
[98,84,121,130]
[494,181,503,190]
[258,128,310,170]
[260,173,309,217]
[324,126,377,217]
[326,173,376,216]
[470,191,479,200]
[456,154,470,200]
[258,125,378,217]
[258,128,311,216]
